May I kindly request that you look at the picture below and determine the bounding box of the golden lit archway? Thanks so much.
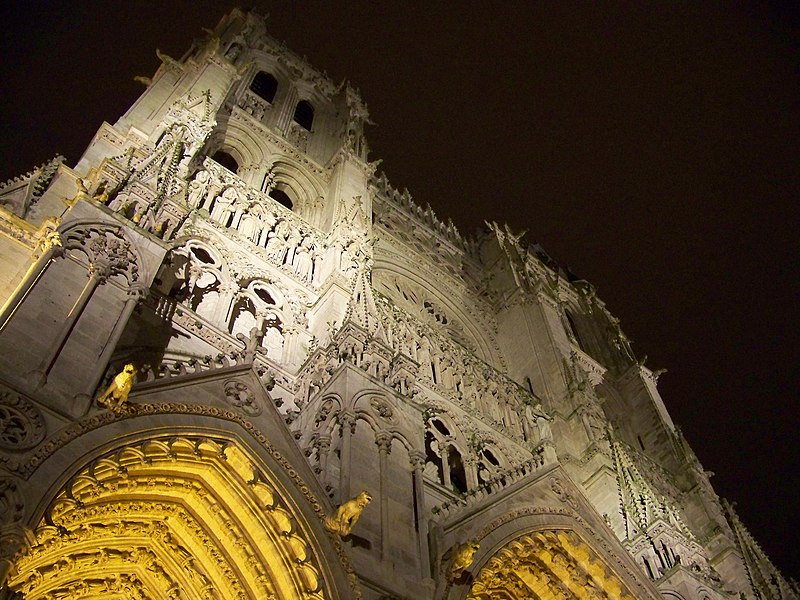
[467,529,637,600]
[8,435,328,599]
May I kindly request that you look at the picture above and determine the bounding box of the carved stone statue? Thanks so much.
[97,364,136,412]
[186,169,210,208]
[324,491,371,536]
[447,540,480,581]
[525,401,553,443]
[211,187,238,226]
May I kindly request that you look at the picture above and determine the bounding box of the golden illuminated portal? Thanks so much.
[8,436,327,599]
[467,530,636,600]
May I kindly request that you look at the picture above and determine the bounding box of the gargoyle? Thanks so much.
[324,491,371,536]
[97,363,136,412]
[447,540,480,581]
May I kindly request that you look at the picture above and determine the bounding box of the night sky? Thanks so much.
[2,2,798,579]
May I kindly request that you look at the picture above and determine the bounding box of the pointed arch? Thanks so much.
[6,418,355,600]
[466,528,639,599]
[442,507,660,600]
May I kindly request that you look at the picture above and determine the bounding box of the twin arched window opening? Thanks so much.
[248,71,315,131]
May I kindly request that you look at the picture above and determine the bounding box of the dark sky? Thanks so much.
[2,1,798,579]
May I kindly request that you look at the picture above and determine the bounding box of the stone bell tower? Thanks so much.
[0,8,376,417]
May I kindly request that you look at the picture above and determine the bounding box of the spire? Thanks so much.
[611,439,694,542]
[343,262,387,344]
[723,500,799,599]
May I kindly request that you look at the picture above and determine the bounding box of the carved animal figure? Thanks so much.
[97,363,136,412]
[447,540,480,581]
[324,491,371,536]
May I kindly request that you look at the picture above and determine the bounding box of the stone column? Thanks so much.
[31,261,109,389]
[79,284,148,406]
[230,205,246,230]
[375,431,392,560]
[440,436,454,490]
[409,449,431,579]
[338,411,356,502]
[0,231,63,334]
[464,455,479,491]
[316,434,331,485]
[213,281,240,329]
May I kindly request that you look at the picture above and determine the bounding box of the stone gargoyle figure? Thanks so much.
[324,491,371,537]
[447,540,480,581]
[96,363,136,412]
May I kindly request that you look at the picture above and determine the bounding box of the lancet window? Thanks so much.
[423,417,469,494]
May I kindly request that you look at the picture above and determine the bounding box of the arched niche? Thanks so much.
[266,157,326,226]
[6,422,354,599]
[206,116,268,185]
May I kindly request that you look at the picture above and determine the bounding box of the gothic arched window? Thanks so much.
[293,100,314,130]
[210,150,239,174]
[250,71,278,103]
[269,188,293,210]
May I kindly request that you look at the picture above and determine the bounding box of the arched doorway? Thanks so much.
[7,434,333,599]
[467,529,638,600]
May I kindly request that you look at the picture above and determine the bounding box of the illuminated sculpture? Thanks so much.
[324,491,372,537]
[95,363,136,412]
[447,541,480,582]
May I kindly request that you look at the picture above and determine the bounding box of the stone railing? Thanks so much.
[431,449,546,520]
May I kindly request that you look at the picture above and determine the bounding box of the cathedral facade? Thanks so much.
[0,9,795,600]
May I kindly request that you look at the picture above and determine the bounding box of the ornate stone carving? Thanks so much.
[550,476,580,510]
[7,436,331,600]
[369,397,394,422]
[0,391,46,450]
[223,379,261,416]
[467,529,638,600]
[447,540,480,582]
[63,226,139,284]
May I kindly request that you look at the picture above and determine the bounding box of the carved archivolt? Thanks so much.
[468,529,637,600]
[7,436,328,600]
